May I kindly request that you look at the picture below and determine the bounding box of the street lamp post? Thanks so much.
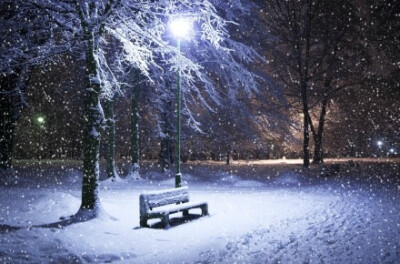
[169,18,192,188]
[176,38,182,188]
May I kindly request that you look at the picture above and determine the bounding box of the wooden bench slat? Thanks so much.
[141,186,190,209]
[150,201,207,215]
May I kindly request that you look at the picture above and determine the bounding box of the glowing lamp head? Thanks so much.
[169,18,192,39]
[377,140,383,147]
[37,117,44,124]
[390,148,394,153]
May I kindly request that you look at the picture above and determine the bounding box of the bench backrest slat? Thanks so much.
[140,186,190,214]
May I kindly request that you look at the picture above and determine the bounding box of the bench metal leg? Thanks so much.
[182,210,189,216]
[162,214,170,229]
[201,204,209,216]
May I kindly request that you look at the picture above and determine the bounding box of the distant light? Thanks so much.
[169,18,192,39]
[377,141,383,147]
[389,148,394,153]
[37,117,44,123]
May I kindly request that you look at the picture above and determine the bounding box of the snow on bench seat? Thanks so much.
[139,186,208,228]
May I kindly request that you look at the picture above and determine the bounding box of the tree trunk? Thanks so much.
[226,149,230,165]
[0,69,27,171]
[313,134,323,164]
[158,79,175,172]
[104,97,119,180]
[313,96,328,164]
[301,82,310,168]
[301,0,312,168]
[159,135,173,172]
[0,90,17,170]
[80,31,103,212]
[128,69,141,179]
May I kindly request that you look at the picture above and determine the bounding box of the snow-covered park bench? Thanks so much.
[139,186,208,229]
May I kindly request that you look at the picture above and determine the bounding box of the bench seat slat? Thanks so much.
[141,186,188,196]
[145,201,207,216]
[147,195,189,208]
[141,186,190,208]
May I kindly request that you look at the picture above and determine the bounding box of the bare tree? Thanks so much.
[260,0,366,166]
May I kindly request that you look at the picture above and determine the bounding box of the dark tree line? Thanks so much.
[257,0,397,166]
[1,0,398,222]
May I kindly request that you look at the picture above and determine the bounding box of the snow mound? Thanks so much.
[73,205,117,222]
[233,180,265,188]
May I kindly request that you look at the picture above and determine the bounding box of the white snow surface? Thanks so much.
[0,160,399,263]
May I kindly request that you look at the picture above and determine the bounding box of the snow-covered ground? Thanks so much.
[0,159,399,263]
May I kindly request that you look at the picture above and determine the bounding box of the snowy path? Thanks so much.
[199,190,400,263]
[0,162,399,263]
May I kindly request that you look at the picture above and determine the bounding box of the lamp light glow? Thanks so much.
[377,140,383,147]
[169,18,192,39]
[37,117,44,123]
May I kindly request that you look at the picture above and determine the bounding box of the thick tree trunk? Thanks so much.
[128,69,141,179]
[313,96,328,164]
[104,97,119,180]
[80,31,103,212]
